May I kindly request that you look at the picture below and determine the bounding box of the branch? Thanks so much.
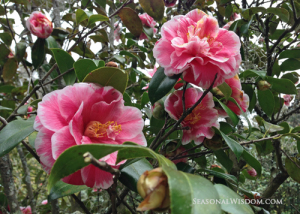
[281,148,300,169]
[71,194,92,214]
[273,105,300,123]
[104,187,130,214]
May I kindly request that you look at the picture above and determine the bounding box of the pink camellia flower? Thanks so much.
[165,88,219,144]
[41,200,48,205]
[114,23,122,42]
[20,206,32,214]
[247,168,257,177]
[139,13,158,40]
[283,94,293,106]
[142,66,157,90]
[26,11,53,39]
[34,83,147,189]
[214,75,249,117]
[153,9,241,89]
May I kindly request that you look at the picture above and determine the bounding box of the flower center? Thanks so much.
[84,121,122,140]
[183,104,205,125]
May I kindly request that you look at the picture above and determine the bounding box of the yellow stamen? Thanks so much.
[84,121,122,138]
[183,104,205,125]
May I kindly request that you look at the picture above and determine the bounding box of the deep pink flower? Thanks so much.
[114,23,121,42]
[139,13,158,40]
[20,206,32,214]
[215,75,249,117]
[142,66,157,90]
[26,11,53,39]
[34,83,146,189]
[153,9,241,89]
[247,168,257,177]
[283,94,292,106]
[164,88,219,144]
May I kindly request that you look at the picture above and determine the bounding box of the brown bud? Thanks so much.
[203,135,223,150]
[257,80,271,91]
[212,87,224,98]
[137,168,170,211]
[105,61,118,67]
[151,100,165,120]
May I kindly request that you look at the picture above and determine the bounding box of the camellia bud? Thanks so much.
[203,135,223,150]
[137,168,170,211]
[26,12,53,39]
[257,80,271,91]
[105,61,118,67]
[211,87,224,98]
[247,167,257,177]
[151,100,165,120]
[164,0,177,7]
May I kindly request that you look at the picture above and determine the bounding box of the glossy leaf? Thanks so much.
[74,59,104,82]
[0,33,12,46]
[139,0,165,21]
[257,89,274,117]
[119,158,153,192]
[46,36,59,49]
[201,169,237,183]
[217,82,232,101]
[76,9,89,24]
[15,41,27,61]
[50,48,76,85]
[148,67,181,104]
[285,157,300,183]
[176,162,195,174]
[267,76,297,94]
[82,67,128,94]
[162,165,222,214]
[280,58,300,71]
[118,8,143,38]
[0,106,12,111]
[32,38,46,69]
[279,49,300,59]
[281,72,299,84]
[141,92,149,108]
[47,143,176,192]
[278,122,290,134]
[0,44,10,65]
[3,58,18,82]
[48,180,87,201]
[87,14,109,26]
[214,184,254,214]
[267,8,289,22]
[214,97,239,126]
[214,150,233,172]
[0,118,35,157]
[242,150,262,176]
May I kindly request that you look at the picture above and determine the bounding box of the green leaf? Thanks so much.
[74,59,99,82]
[15,42,27,61]
[281,72,299,84]
[46,36,59,49]
[32,38,46,69]
[0,118,35,157]
[142,27,154,39]
[279,49,300,59]
[214,97,239,126]
[278,122,290,134]
[47,143,176,192]
[280,58,300,71]
[162,165,222,214]
[285,157,300,183]
[240,69,266,79]
[118,8,143,38]
[240,15,253,35]
[267,76,297,94]
[267,8,289,22]
[112,55,126,64]
[141,92,149,108]
[148,67,181,104]
[214,184,254,214]
[3,58,18,82]
[119,158,153,192]
[217,82,232,100]
[214,150,233,172]
[225,4,233,18]
[257,89,274,117]
[176,162,195,174]
[87,14,109,26]
[201,169,237,183]
[139,0,165,21]
[28,131,37,148]
[50,48,76,85]
[82,67,128,94]
[241,150,262,176]
[48,180,87,201]
[262,120,284,133]
[95,0,106,8]
[269,29,291,40]
[0,33,12,46]
[219,122,234,134]
[0,106,12,111]
[217,129,244,160]
[76,9,89,24]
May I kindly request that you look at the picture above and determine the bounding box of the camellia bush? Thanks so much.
[1,0,300,213]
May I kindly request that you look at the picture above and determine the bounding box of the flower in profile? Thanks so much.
[283,94,293,106]
[34,83,146,189]
[26,11,53,39]
[137,168,170,211]
[139,13,158,40]
[153,9,241,88]
[142,66,157,90]
[114,23,122,42]
[20,206,32,214]
[165,88,219,144]
[214,75,249,117]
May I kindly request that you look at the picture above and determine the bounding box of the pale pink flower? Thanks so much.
[26,11,53,39]
[223,21,233,30]
[215,75,249,117]
[114,23,122,42]
[283,94,293,106]
[165,88,219,144]
[20,206,32,214]
[164,0,177,7]
[153,9,241,89]
[247,168,257,177]
[34,83,146,189]
[142,66,157,90]
[41,200,48,205]
[139,13,158,40]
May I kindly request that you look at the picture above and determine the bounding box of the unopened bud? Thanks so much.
[257,80,271,91]
[151,100,165,120]
[105,61,118,67]
[164,0,177,7]
[137,168,170,211]
[203,135,223,150]
[211,87,224,98]
[247,167,257,177]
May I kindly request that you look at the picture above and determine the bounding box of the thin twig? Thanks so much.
[280,148,300,169]
[71,194,92,214]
